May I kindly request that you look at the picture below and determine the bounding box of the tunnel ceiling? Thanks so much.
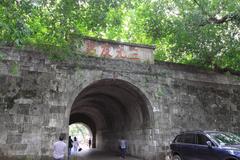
[70,79,151,131]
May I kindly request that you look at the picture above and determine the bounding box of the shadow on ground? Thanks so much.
[70,149,142,160]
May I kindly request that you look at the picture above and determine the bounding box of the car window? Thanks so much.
[173,135,181,143]
[174,135,185,143]
[208,132,240,145]
[197,134,211,145]
[183,133,196,144]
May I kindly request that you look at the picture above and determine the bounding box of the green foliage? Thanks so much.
[0,51,5,61]
[69,123,90,139]
[9,62,19,75]
[0,0,239,71]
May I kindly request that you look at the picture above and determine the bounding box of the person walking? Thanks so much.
[88,138,92,148]
[53,133,67,160]
[73,137,79,153]
[68,136,73,159]
[119,136,128,159]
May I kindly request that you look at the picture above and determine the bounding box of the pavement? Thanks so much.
[70,149,142,160]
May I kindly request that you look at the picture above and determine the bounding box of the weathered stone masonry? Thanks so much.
[0,47,240,160]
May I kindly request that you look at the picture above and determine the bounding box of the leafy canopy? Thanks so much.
[0,0,240,72]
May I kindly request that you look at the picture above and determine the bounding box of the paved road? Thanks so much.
[70,149,142,160]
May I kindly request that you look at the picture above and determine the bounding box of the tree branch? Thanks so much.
[192,0,210,16]
[199,13,239,26]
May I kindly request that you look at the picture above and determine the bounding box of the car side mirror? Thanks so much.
[206,141,212,148]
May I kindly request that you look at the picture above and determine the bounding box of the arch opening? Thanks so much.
[69,123,93,149]
[69,79,152,157]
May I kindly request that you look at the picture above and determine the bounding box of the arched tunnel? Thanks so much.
[69,79,152,156]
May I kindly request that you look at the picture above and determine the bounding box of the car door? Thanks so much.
[195,134,218,160]
[180,133,198,160]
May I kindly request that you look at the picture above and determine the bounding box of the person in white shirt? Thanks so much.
[53,134,67,160]
[119,136,128,159]
[73,137,79,153]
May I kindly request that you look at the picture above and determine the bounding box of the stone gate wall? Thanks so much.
[0,47,240,160]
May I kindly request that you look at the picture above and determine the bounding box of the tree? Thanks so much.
[0,0,239,72]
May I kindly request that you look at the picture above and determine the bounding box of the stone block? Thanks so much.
[5,123,18,131]
[29,105,43,116]
[14,98,33,105]
[6,134,22,144]
[43,127,57,133]
[0,132,7,144]
[42,116,50,126]
[18,124,32,133]
[0,63,8,74]
[49,106,65,113]
[23,115,31,123]
[0,143,9,156]
[13,116,24,124]
[9,144,27,151]
[0,114,14,123]
[0,103,6,112]
[20,90,37,98]
[41,147,48,154]
[49,118,57,127]
[17,104,30,115]
[31,116,42,125]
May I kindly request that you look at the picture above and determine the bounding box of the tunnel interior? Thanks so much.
[69,79,151,155]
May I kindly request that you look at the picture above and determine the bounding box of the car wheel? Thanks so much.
[172,155,182,160]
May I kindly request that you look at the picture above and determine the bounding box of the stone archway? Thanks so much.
[69,79,153,158]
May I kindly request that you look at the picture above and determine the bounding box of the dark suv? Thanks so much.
[170,130,240,160]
